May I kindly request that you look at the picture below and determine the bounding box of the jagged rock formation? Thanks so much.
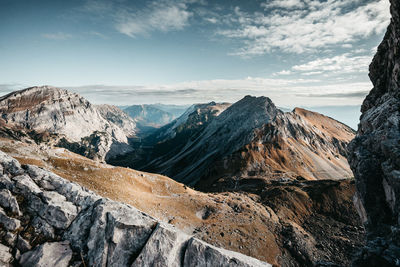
[128,96,354,189]
[110,101,231,168]
[150,101,231,142]
[95,104,136,137]
[348,0,400,265]
[0,86,134,161]
[0,150,270,267]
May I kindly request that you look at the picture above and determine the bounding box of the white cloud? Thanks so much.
[42,32,73,40]
[262,0,305,10]
[205,17,218,24]
[274,70,292,76]
[342,44,353,48]
[63,76,370,107]
[115,2,192,37]
[353,48,367,54]
[292,53,371,74]
[219,0,390,55]
[301,71,324,76]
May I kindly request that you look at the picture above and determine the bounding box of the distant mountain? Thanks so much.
[299,105,361,130]
[0,86,134,161]
[149,103,190,118]
[121,96,355,189]
[122,104,189,129]
[108,101,231,168]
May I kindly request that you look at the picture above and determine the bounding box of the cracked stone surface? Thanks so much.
[0,150,270,267]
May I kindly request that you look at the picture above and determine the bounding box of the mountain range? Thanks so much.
[112,95,355,191]
[0,85,361,266]
[121,104,189,135]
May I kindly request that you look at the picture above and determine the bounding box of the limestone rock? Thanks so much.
[0,206,20,231]
[183,238,271,267]
[19,241,73,267]
[0,188,21,215]
[132,223,191,267]
[0,86,134,161]
[0,150,270,267]
[0,243,12,266]
[95,104,136,138]
[39,191,78,229]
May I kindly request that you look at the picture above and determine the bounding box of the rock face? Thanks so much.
[348,0,400,265]
[0,86,134,161]
[95,104,136,138]
[0,150,270,267]
[127,96,354,189]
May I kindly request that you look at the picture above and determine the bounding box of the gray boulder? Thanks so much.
[0,188,21,215]
[19,241,73,267]
[0,243,12,266]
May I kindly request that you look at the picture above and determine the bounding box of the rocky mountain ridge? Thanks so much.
[0,86,134,161]
[128,95,355,189]
[95,104,136,138]
[349,0,400,265]
[0,150,270,267]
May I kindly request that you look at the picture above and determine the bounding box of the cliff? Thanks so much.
[348,0,400,265]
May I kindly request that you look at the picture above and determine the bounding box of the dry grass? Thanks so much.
[0,138,282,265]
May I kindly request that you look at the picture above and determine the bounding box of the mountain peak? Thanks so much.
[0,86,134,161]
[1,85,71,99]
[241,95,274,105]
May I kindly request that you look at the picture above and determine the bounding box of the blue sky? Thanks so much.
[0,0,391,125]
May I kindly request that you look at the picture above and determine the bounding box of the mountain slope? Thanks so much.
[133,96,354,189]
[109,101,231,169]
[95,104,136,137]
[0,86,134,161]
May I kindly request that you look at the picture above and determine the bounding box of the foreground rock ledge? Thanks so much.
[0,151,270,267]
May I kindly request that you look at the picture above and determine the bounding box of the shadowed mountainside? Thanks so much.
[113,96,355,191]
[349,0,400,265]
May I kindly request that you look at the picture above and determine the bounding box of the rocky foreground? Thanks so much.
[0,151,269,267]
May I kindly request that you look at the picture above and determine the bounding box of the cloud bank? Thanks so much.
[218,0,390,55]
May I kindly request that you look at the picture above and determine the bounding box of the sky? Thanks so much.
[0,0,392,127]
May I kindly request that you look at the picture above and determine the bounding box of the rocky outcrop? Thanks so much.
[95,104,136,138]
[0,86,134,161]
[127,96,354,189]
[348,0,400,266]
[0,150,270,267]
